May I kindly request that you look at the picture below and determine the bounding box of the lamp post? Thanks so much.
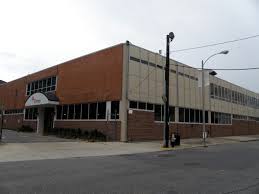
[202,50,229,147]
[163,32,175,148]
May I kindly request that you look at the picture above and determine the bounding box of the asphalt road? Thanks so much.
[1,141,259,194]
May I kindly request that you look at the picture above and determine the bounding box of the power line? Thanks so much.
[204,67,259,71]
[129,65,259,93]
[171,34,259,53]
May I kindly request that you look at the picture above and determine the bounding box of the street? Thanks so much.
[1,141,259,194]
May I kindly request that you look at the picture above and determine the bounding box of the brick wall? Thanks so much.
[127,110,259,141]
[2,114,37,131]
[54,121,121,141]
[0,44,124,110]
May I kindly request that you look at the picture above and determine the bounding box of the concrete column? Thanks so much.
[208,111,211,124]
[37,107,44,135]
[120,42,130,142]
[175,107,179,122]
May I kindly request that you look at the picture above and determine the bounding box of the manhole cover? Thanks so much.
[184,162,201,166]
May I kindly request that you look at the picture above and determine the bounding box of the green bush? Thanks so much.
[18,125,35,133]
[46,127,106,141]
[89,129,106,141]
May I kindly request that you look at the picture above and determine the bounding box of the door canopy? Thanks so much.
[25,92,59,107]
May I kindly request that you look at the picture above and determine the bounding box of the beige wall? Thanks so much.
[127,44,259,118]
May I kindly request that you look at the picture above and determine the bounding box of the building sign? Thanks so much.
[25,93,58,107]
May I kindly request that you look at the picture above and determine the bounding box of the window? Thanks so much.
[129,101,138,109]
[147,103,154,111]
[169,106,175,122]
[199,110,203,123]
[33,108,38,119]
[185,109,190,122]
[205,111,208,123]
[130,56,140,63]
[195,110,200,123]
[149,62,156,67]
[215,86,218,97]
[62,105,68,120]
[25,108,37,120]
[210,84,214,97]
[97,102,106,119]
[81,104,89,119]
[138,102,146,110]
[129,101,154,111]
[211,112,215,123]
[179,108,185,122]
[111,101,120,119]
[74,104,81,119]
[47,78,51,86]
[141,60,148,65]
[56,106,62,119]
[25,109,29,119]
[155,105,162,121]
[4,109,23,115]
[28,108,33,119]
[190,109,195,123]
[89,103,97,119]
[26,76,57,95]
[68,105,74,119]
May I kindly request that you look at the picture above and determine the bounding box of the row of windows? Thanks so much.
[210,83,259,109]
[233,114,247,120]
[248,117,259,122]
[26,76,57,96]
[130,56,198,81]
[4,109,23,115]
[179,108,208,123]
[24,108,38,120]
[154,104,175,122]
[129,101,233,124]
[129,101,155,111]
[211,112,232,124]
[56,101,120,120]
[232,115,259,122]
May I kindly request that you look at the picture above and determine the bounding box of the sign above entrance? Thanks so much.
[25,93,59,107]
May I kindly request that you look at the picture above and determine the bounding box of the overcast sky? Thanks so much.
[0,0,259,92]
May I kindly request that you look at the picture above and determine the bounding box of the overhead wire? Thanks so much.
[129,34,259,92]
[171,34,259,53]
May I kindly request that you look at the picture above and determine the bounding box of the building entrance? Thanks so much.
[44,107,55,131]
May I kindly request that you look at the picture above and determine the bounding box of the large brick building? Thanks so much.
[1,41,259,141]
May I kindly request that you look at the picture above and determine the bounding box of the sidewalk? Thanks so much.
[1,135,259,163]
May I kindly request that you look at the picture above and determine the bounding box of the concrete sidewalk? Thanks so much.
[1,135,259,163]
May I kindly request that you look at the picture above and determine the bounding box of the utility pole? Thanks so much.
[201,60,206,147]
[163,32,175,148]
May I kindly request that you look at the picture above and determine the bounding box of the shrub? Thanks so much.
[89,129,106,141]
[18,125,35,133]
[44,127,107,141]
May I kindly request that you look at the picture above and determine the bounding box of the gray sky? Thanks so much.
[0,0,259,92]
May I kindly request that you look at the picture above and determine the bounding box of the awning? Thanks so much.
[25,92,59,107]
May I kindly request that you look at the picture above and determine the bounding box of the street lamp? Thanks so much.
[202,50,229,147]
[163,32,175,148]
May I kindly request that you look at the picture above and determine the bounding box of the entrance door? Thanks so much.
[44,107,55,132]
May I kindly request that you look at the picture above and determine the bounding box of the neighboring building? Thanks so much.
[0,41,259,141]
